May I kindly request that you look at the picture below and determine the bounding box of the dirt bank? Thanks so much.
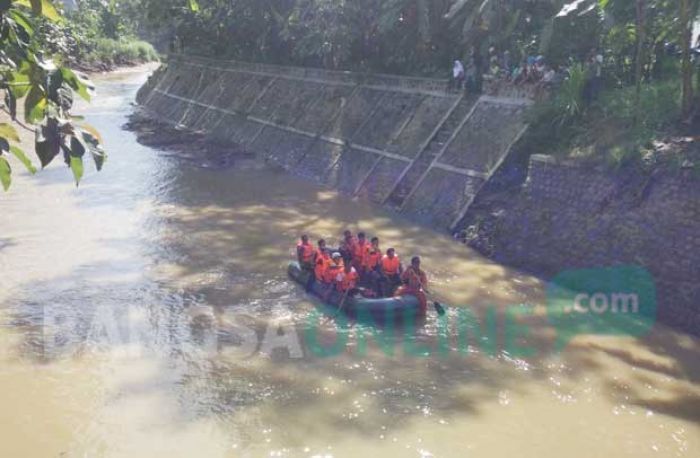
[124,113,257,170]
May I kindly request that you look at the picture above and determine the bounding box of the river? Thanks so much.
[0,67,698,458]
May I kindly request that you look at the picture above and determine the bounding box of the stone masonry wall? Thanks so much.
[476,154,700,335]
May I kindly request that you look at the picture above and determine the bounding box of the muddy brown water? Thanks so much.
[1,68,698,458]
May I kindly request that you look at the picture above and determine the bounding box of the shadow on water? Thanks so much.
[4,166,698,438]
[1,68,698,455]
[69,107,700,429]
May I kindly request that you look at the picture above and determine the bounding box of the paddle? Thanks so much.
[407,268,446,317]
[424,289,446,316]
[336,287,351,314]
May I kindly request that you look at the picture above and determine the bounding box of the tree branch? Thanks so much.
[0,107,36,133]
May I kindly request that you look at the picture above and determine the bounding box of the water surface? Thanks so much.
[0,67,698,458]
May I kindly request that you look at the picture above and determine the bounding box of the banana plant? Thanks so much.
[555,0,700,120]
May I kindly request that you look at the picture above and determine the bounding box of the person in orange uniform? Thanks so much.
[336,262,360,295]
[323,252,345,281]
[352,232,370,273]
[297,235,315,269]
[395,256,429,314]
[297,235,316,291]
[314,239,331,281]
[379,247,402,297]
[339,230,357,264]
[322,253,345,300]
[364,237,382,271]
[364,237,383,291]
[315,239,327,265]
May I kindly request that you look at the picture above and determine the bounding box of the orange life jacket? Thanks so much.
[401,266,427,291]
[341,237,357,256]
[337,268,359,292]
[353,241,369,266]
[315,252,330,280]
[365,246,382,270]
[297,241,315,263]
[381,255,400,275]
[323,260,344,283]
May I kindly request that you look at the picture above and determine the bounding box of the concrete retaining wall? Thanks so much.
[466,154,700,335]
[136,55,531,230]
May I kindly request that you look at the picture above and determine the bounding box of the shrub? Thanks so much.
[88,38,159,65]
[524,64,588,157]
[595,80,680,142]
[525,75,682,166]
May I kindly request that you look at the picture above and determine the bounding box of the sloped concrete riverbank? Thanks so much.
[136,55,530,230]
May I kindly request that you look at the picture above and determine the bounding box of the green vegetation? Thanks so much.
[0,0,194,192]
[132,0,700,168]
[1,0,108,191]
[2,0,698,190]
[135,0,558,76]
[38,0,160,69]
[523,0,700,169]
[527,78,687,169]
[82,38,158,68]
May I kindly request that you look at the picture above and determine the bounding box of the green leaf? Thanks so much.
[78,123,103,144]
[13,0,39,14]
[29,0,42,14]
[0,156,11,191]
[10,145,36,174]
[189,0,200,12]
[35,123,60,168]
[35,140,58,168]
[69,135,86,158]
[75,127,107,172]
[70,155,83,186]
[24,86,47,124]
[19,0,62,22]
[8,65,32,99]
[60,68,93,102]
[9,82,30,102]
[91,147,107,172]
[9,9,34,37]
[0,123,20,142]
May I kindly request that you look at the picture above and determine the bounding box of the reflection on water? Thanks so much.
[0,67,699,457]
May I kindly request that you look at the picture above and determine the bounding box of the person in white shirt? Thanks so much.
[452,60,465,91]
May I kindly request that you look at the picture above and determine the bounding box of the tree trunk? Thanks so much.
[680,0,694,118]
[633,0,646,125]
[473,40,484,93]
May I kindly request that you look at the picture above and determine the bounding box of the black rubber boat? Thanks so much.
[288,261,422,321]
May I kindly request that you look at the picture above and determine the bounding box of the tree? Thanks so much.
[679,0,699,118]
[444,0,558,88]
[0,0,106,191]
[632,0,646,124]
[555,0,699,120]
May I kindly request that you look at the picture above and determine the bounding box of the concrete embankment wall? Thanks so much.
[463,155,700,335]
[136,55,530,230]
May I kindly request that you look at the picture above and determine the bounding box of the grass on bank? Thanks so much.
[81,38,160,67]
[525,71,698,171]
